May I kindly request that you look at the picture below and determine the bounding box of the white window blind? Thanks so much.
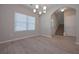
[15,12,35,32]
[28,16,35,30]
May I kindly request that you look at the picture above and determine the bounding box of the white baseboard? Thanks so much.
[75,42,79,45]
[0,34,40,44]
[41,34,52,38]
[64,32,75,36]
[0,34,52,44]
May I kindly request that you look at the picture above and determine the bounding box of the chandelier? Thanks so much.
[33,5,47,15]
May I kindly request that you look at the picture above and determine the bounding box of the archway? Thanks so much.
[51,7,76,36]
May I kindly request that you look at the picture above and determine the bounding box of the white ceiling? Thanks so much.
[24,4,67,13]
[24,4,53,12]
[23,4,76,15]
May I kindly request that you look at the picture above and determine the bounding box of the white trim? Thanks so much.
[0,34,52,44]
[75,42,79,45]
[64,32,75,36]
[0,34,39,44]
[41,34,52,38]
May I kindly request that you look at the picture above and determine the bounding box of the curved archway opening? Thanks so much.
[51,7,76,36]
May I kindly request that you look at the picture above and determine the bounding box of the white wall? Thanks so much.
[76,5,79,43]
[51,13,59,35]
[64,9,76,36]
[40,13,51,37]
[50,11,64,36]
[0,5,40,42]
[58,13,64,24]
[0,5,3,41]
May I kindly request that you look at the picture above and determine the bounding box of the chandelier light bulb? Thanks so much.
[33,5,47,15]
[43,6,47,10]
[35,5,39,9]
[39,11,42,15]
[60,8,66,12]
[43,10,46,13]
[33,9,36,13]
[61,9,64,12]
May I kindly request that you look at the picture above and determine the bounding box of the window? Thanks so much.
[28,16,35,30]
[15,12,35,32]
[15,13,27,31]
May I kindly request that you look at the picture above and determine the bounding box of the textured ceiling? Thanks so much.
[24,4,53,11]
[23,4,76,16]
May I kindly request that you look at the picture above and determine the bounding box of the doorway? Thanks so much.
[51,8,64,36]
[55,24,64,35]
[51,7,76,36]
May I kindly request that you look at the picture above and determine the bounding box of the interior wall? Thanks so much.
[51,11,64,35]
[0,5,40,42]
[58,13,64,24]
[64,9,76,36]
[51,13,59,35]
[55,12,64,25]
[0,5,3,41]
[76,5,79,43]
[40,13,52,37]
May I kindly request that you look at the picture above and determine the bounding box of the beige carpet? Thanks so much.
[0,35,79,54]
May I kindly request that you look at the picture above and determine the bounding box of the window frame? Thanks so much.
[14,12,36,32]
